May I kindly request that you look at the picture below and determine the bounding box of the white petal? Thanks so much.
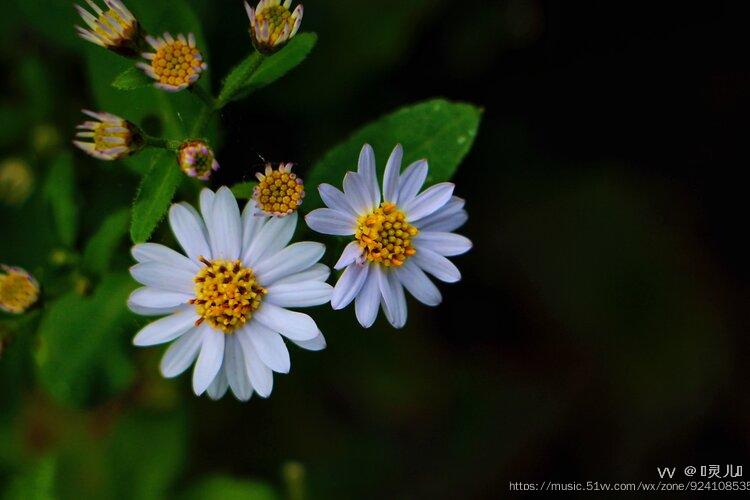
[178,201,210,241]
[291,331,327,351]
[254,242,325,285]
[331,263,369,310]
[254,303,319,341]
[343,171,373,213]
[412,196,466,231]
[242,212,297,266]
[237,331,274,397]
[127,304,181,316]
[357,144,380,207]
[192,329,225,395]
[131,243,199,272]
[377,267,407,328]
[159,326,203,377]
[224,335,253,401]
[417,210,468,233]
[273,264,330,285]
[208,186,241,260]
[354,270,381,328]
[396,160,428,205]
[413,248,461,283]
[168,203,211,261]
[206,365,229,400]
[404,182,454,222]
[247,321,290,373]
[129,262,195,293]
[199,188,215,220]
[382,144,402,202]
[334,241,363,270]
[305,208,356,236]
[416,231,472,256]
[266,281,333,308]
[128,287,191,310]
[241,200,268,256]
[394,260,441,306]
[132,307,198,346]
[318,183,357,217]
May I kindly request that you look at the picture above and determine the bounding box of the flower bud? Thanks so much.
[0,265,39,314]
[74,0,144,57]
[245,0,303,54]
[0,158,34,206]
[73,110,143,161]
[177,140,219,181]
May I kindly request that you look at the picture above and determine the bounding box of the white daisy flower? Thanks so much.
[305,144,471,329]
[128,187,332,401]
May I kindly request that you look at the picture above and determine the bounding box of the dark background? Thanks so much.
[2,1,749,498]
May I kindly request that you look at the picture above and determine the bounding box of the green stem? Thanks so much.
[143,135,181,151]
[189,104,214,138]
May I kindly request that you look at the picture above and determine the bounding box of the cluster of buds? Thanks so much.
[73,0,306,183]
[0,265,39,314]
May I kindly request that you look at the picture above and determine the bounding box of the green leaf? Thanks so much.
[130,152,182,243]
[111,66,153,91]
[182,476,278,500]
[44,152,78,247]
[83,208,130,275]
[305,99,482,209]
[2,456,56,500]
[35,273,135,407]
[231,181,257,200]
[217,33,317,106]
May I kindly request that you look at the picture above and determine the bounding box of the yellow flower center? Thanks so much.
[190,258,266,334]
[94,8,137,44]
[257,5,292,44]
[255,166,304,216]
[0,270,39,314]
[355,203,418,267]
[151,39,203,88]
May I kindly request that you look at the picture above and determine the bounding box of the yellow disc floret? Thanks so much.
[253,163,305,216]
[191,258,266,334]
[355,203,418,267]
[0,266,39,314]
[151,38,203,89]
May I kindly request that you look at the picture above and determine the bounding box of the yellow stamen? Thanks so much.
[191,258,266,334]
[151,39,203,89]
[254,163,304,216]
[355,203,418,267]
